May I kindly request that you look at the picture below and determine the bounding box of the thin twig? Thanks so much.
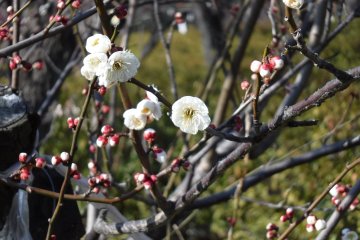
[0,0,32,28]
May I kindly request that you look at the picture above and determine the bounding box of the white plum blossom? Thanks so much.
[329,184,339,197]
[98,50,140,87]
[81,53,108,80]
[137,99,156,116]
[145,90,162,120]
[123,108,147,130]
[137,98,162,120]
[171,96,211,134]
[85,34,112,54]
[282,0,304,9]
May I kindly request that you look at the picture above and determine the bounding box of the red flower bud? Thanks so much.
[35,157,46,168]
[18,152,27,163]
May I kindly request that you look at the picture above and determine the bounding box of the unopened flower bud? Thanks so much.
[270,56,284,70]
[250,60,262,73]
[67,117,75,128]
[98,86,107,96]
[240,80,250,90]
[18,152,27,163]
[71,0,81,9]
[60,152,70,162]
[280,215,288,222]
[51,156,62,165]
[286,207,294,218]
[109,134,120,147]
[20,168,30,180]
[182,160,191,170]
[306,215,317,225]
[35,157,46,168]
[32,60,44,70]
[143,128,156,142]
[259,64,273,78]
[315,219,326,231]
[143,180,153,189]
[70,163,78,171]
[96,135,108,147]
[101,125,113,135]
[306,224,315,233]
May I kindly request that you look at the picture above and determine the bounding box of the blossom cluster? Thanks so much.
[80,34,140,88]
[266,223,279,239]
[305,215,326,232]
[329,183,359,210]
[96,125,120,148]
[17,152,46,180]
[87,173,111,194]
[51,152,80,179]
[250,56,284,81]
[123,91,162,130]
[134,172,158,190]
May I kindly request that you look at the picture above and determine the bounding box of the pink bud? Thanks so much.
[266,230,277,239]
[306,224,315,233]
[250,60,262,73]
[101,105,110,114]
[174,12,184,24]
[67,117,75,128]
[92,187,100,194]
[35,157,46,168]
[109,134,120,147]
[280,215,288,222]
[96,135,108,147]
[315,219,326,231]
[9,59,17,70]
[73,117,80,126]
[286,207,294,218]
[88,177,96,187]
[71,0,81,9]
[20,170,29,180]
[150,175,157,182]
[98,86,107,96]
[18,152,27,163]
[259,64,273,78]
[240,80,250,90]
[266,223,278,231]
[13,55,22,64]
[331,196,341,206]
[101,125,113,135]
[89,145,96,153]
[57,1,65,9]
[143,128,156,142]
[51,156,62,165]
[60,152,70,162]
[115,5,127,19]
[226,217,237,226]
[143,180,153,189]
[270,56,284,70]
[72,171,81,180]
[55,15,62,22]
[32,60,44,70]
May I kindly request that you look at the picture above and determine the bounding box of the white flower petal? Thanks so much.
[282,0,304,9]
[123,108,147,130]
[80,65,95,80]
[171,96,211,134]
[86,34,112,54]
[83,53,108,74]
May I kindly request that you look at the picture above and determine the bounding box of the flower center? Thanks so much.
[90,58,100,65]
[91,38,99,47]
[133,117,142,127]
[183,108,195,120]
[112,60,124,70]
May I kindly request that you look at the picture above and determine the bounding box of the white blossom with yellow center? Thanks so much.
[85,34,112,54]
[171,96,211,134]
[80,53,108,80]
[123,108,147,130]
[98,50,140,88]
[282,0,304,9]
